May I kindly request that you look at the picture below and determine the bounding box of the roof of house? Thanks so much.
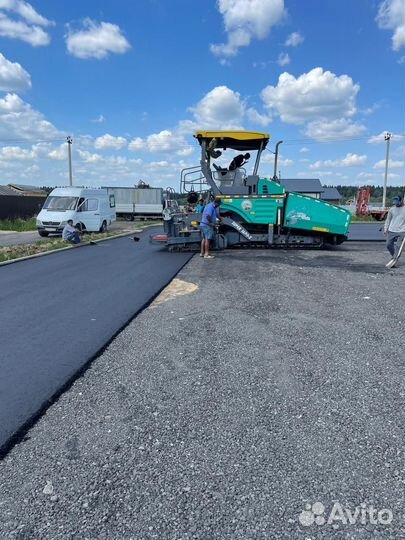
[321,187,343,200]
[0,185,21,196]
[280,178,324,194]
[8,183,47,195]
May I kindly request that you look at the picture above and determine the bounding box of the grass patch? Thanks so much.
[0,217,37,231]
[351,215,378,223]
[0,238,68,262]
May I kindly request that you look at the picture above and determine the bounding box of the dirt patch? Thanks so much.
[150,278,198,307]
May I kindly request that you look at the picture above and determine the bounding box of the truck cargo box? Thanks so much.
[104,187,163,218]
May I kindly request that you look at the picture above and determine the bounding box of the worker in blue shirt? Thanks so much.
[195,199,205,213]
[200,198,224,258]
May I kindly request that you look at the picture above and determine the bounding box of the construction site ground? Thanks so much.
[0,242,404,540]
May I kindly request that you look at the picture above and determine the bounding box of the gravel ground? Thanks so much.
[0,242,404,540]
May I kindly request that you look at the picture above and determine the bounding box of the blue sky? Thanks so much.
[0,0,404,188]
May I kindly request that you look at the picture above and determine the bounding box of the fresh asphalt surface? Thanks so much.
[348,222,384,241]
[0,227,191,453]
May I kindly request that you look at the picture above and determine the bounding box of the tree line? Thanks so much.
[325,185,405,203]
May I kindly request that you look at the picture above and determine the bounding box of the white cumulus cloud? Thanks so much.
[210,0,286,58]
[190,85,245,129]
[77,149,102,163]
[94,133,127,150]
[246,107,271,126]
[0,145,34,160]
[48,143,67,161]
[66,19,131,59]
[0,0,53,46]
[261,67,360,125]
[285,31,304,46]
[376,0,405,51]
[148,160,170,169]
[0,93,60,140]
[0,52,31,92]
[373,158,404,169]
[310,153,367,169]
[176,146,194,157]
[129,129,186,154]
[305,118,366,141]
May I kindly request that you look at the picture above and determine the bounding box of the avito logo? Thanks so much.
[298,501,393,527]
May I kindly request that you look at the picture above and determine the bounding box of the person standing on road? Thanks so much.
[384,195,405,268]
[62,219,82,245]
[200,198,223,259]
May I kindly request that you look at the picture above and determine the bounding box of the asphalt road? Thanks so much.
[0,227,191,453]
[348,223,384,241]
[0,242,403,539]
[0,230,48,246]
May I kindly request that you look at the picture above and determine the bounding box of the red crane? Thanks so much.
[356,186,388,221]
[356,186,371,217]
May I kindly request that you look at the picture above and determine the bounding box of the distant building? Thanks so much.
[321,187,343,205]
[0,184,47,219]
[0,185,16,196]
[280,178,324,199]
[7,183,48,196]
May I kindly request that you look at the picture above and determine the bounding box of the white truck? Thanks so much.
[36,187,116,237]
[104,187,163,220]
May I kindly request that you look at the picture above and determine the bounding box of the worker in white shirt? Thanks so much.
[62,219,82,244]
[384,195,405,268]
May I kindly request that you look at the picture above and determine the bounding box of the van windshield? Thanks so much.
[43,196,79,211]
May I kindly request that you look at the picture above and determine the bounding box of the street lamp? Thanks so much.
[273,140,283,180]
[67,136,73,186]
[382,132,391,209]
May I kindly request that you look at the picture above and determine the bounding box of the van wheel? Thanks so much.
[99,220,107,233]
[38,231,49,237]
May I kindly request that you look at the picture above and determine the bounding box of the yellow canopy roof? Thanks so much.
[194,131,270,151]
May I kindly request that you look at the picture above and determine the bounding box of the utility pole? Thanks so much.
[382,132,391,209]
[273,140,283,180]
[67,136,73,186]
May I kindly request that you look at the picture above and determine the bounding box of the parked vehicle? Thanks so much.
[104,187,163,220]
[36,187,116,237]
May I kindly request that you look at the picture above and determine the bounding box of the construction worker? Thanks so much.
[384,195,405,268]
[228,152,250,171]
[200,198,224,259]
[62,219,82,244]
[195,199,205,213]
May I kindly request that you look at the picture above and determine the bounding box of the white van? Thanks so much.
[36,187,116,237]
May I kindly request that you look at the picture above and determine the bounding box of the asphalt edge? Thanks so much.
[0,250,193,460]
